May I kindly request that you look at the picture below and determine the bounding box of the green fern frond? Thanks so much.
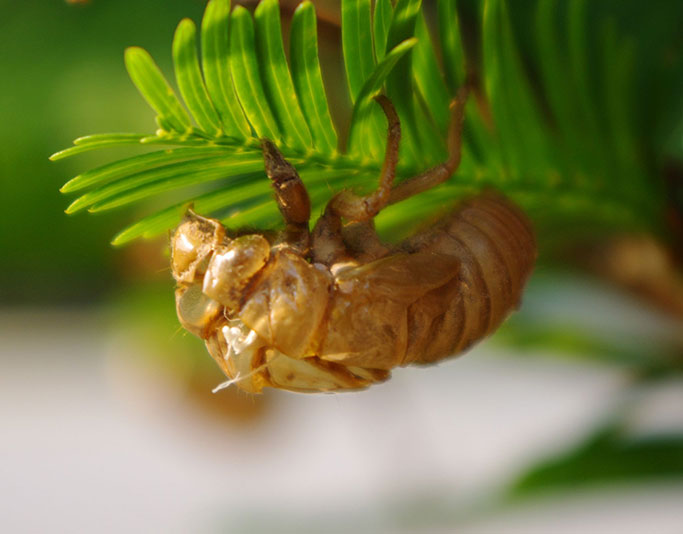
[52,0,665,247]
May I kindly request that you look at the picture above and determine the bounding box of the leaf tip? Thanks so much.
[124,46,144,60]
[64,203,79,215]
[176,17,196,35]
[124,46,151,71]
[231,4,250,19]
[255,0,277,14]
[293,0,316,25]
[110,232,129,247]
[403,37,419,49]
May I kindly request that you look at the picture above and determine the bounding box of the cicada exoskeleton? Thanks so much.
[171,90,536,393]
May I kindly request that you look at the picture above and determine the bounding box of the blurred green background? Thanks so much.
[1,1,682,532]
[0,0,210,303]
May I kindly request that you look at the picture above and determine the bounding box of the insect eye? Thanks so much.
[202,234,271,309]
[171,212,225,283]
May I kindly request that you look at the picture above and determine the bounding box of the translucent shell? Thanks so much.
[171,211,225,284]
[202,235,271,310]
[238,250,333,358]
[175,284,222,339]
[319,253,461,369]
[204,318,385,393]
[171,194,536,394]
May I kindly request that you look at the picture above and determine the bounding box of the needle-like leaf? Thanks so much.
[342,0,376,102]
[66,154,263,213]
[201,0,251,139]
[436,0,465,93]
[50,134,146,160]
[347,38,417,157]
[342,0,386,160]
[413,12,450,137]
[254,0,313,151]
[52,0,666,246]
[229,6,280,140]
[173,18,223,136]
[384,0,423,167]
[111,181,264,245]
[61,147,233,193]
[373,0,393,62]
[124,47,192,134]
[290,1,338,155]
[87,160,266,213]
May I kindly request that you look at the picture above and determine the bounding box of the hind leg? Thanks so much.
[388,86,469,205]
[311,88,469,265]
[311,95,400,265]
[325,95,401,222]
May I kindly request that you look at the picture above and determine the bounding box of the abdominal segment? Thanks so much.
[204,319,388,393]
[402,194,536,364]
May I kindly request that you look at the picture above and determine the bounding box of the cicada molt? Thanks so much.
[171,91,536,393]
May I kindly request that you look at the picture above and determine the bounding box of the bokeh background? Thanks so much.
[1,0,682,532]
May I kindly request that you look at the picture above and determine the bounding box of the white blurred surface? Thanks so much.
[1,307,682,533]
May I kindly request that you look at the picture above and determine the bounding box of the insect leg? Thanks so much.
[324,95,401,222]
[311,96,400,264]
[387,86,469,205]
[261,139,311,251]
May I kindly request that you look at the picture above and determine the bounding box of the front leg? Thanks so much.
[261,139,311,253]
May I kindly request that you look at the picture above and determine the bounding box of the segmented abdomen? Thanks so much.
[403,194,536,364]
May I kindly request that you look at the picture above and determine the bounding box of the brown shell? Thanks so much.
[171,193,536,393]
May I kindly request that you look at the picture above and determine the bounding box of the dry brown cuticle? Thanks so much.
[171,90,536,393]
